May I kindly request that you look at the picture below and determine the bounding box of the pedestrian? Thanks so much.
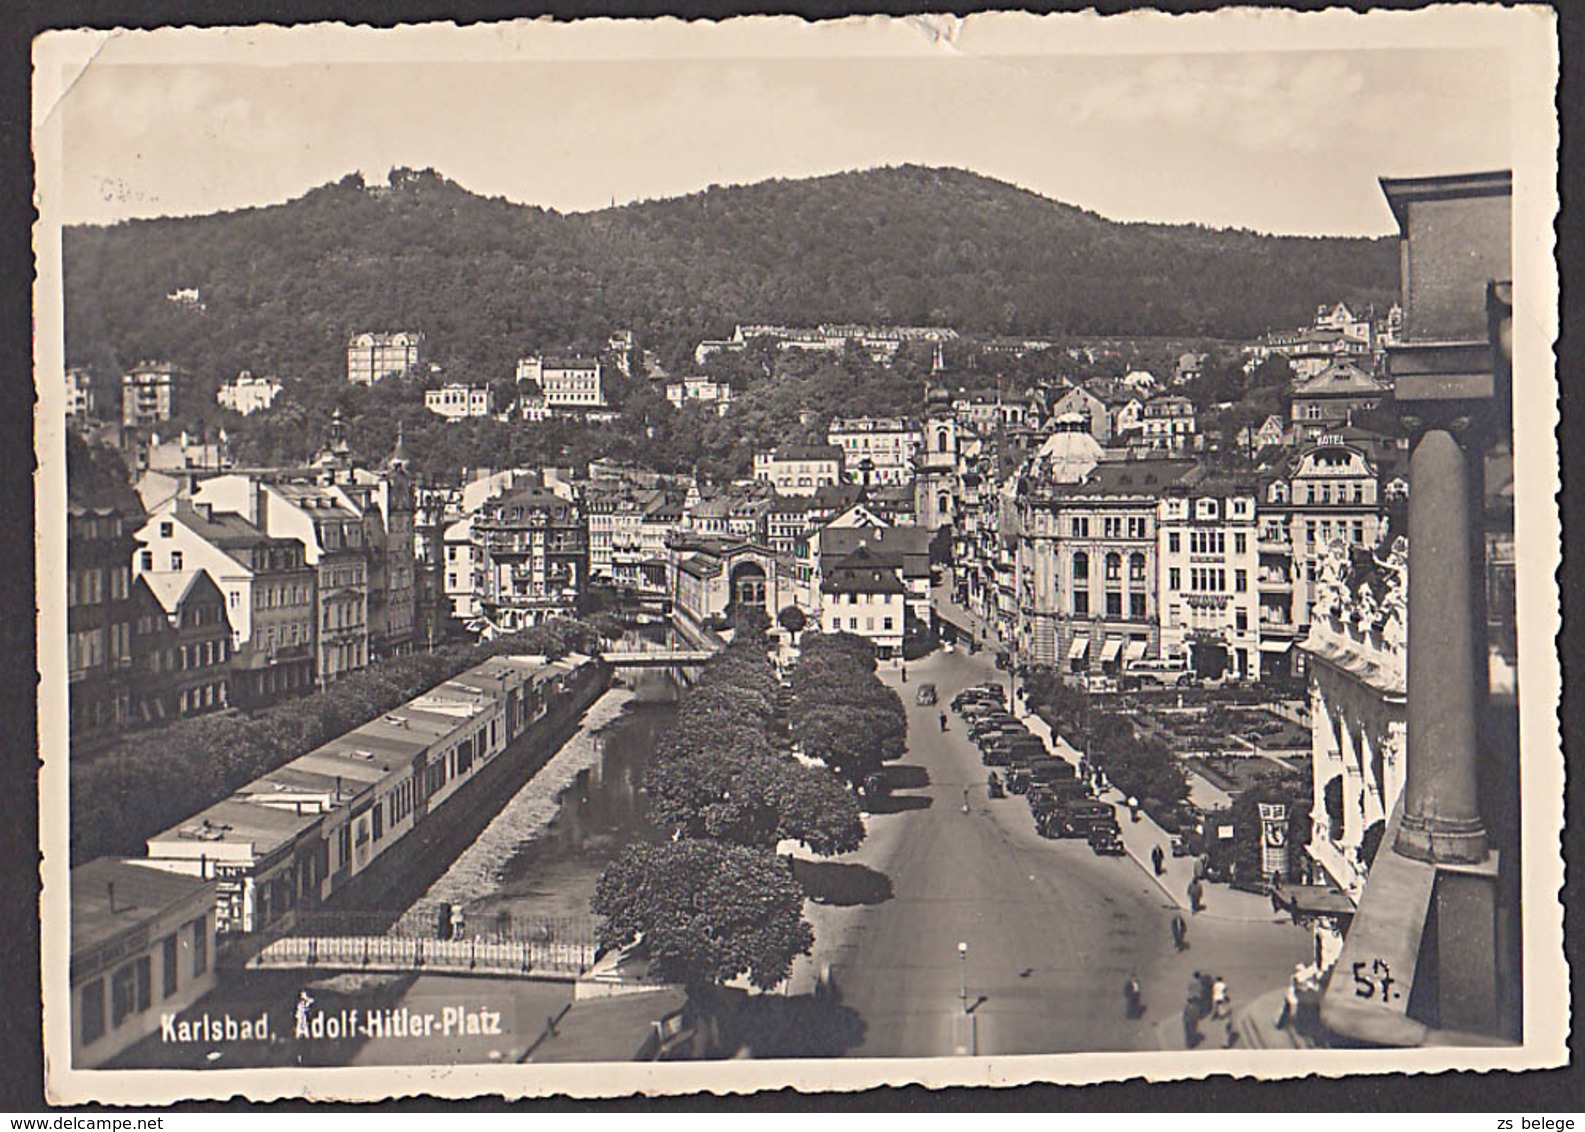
[1211,975,1230,1019]
[1198,972,1215,1018]
[901,665,908,683]
[1151,843,1166,876]
[1123,973,1143,1019]
[1170,910,1187,951]
[1188,876,1204,914]
[1182,1000,1201,1049]
[1128,795,1141,823]
[940,711,948,732]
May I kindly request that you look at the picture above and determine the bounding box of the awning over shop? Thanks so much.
[1124,638,1148,662]
[1099,637,1124,664]
[1068,636,1091,660]
[1259,639,1294,653]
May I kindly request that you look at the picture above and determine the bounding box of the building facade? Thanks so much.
[347,331,423,385]
[120,363,179,428]
[424,383,495,421]
[753,444,844,497]
[826,417,921,487]
[1156,482,1262,680]
[517,356,606,409]
[68,496,142,747]
[216,372,284,416]
[472,484,588,633]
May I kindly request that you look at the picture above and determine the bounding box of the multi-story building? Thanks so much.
[752,444,844,497]
[347,331,423,385]
[66,367,96,419]
[120,363,179,428]
[336,445,418,661]
[216,372,284,416]
[424,383,495,421]
[665,377,734,416]
[586,484,665,584]
[1138,395,1198,454]
[472,482,588,633]
[804,505,932,628]
[1156,478,1262,680]
[826,417,921,488]
[1047,384,1111,443]
[516,355,606,410]
[913,393,960,533]
[1012,421,1192,671]
[441,516,476,622]
[67,491,142,747]
[139,569,234,718]
[1289,360,1390,441]
[69,858,217,1069]
[1261,438,1386,654]
[132,502,316,709]
[819,544,907,657]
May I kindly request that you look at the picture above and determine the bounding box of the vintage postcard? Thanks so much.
[33,5,1564,1105]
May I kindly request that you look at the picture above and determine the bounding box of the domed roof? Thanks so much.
[1030,424,1103,484]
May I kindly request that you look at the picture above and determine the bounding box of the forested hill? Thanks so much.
[63,164,1397,384]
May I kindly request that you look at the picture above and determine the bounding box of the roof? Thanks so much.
[72,858,216,963]
[140,569,225,616]
[820,545,907,595]
[1379,169,1512,235]
[1292,361,1389,398]
[1044,459,1198,499]
[149,796,323,859]
[765,444,843,462]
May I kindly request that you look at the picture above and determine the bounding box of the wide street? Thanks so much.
[795,643,1312,1058]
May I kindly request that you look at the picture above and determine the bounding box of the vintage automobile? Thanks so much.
[1088,827,1127,856]
[915,682,938,707]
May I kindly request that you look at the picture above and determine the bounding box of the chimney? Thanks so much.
[194,501,213,522]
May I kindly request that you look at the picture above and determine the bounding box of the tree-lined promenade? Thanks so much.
[591,624,906,1011]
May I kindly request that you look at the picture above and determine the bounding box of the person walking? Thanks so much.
[1170,910,1187,951]
[939,711,948,732]
[1151,843,1166,876]
[1128,795,1141,823]
[1123,973,1143,1019]
[1187,876,1204,914]
[1211,975,1230,1019]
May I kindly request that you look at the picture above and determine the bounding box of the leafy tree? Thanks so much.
[591,840,814,994]
[777,605,807,639]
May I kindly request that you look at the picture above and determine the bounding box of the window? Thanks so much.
[883,617,893,631]
[139,550,153,571]
[1105,591,1122,617]
[1130,593,1146,619]
[159,521,173,538]
[1103,517,1123,539]
[162,934,179,999]
[1235,608,1249,632]
[1105,553,1121,582]
[1167,532,1180,553]
[1072,551,1089,582]
[169,551,183,571]
[81,979,105,1045]
[1128,517,1148,539]
[1074,590,1090,616]
[1070,517,1089,538]
[191,918,207,975]
[849,618,859,631]
[1235,570,1247,593]
[1234,533,1247,555]
[1129,553,1147,583]
[1169,567,1181,590]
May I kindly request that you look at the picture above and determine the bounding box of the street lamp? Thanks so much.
[957,941,968,1011]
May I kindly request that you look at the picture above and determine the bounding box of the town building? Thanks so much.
[517,355,607,410]
[138,569,234,718]
[69,858,217,1069]
[441,516,476,621]
[120,363,180,428]
[1290,360,1391,441]
[819,543,908,657]
[667,533,790,637]
[424,383,495,421]
[1138,395,1199,454]
[665,377,734,416]
[806,507,932,629]
[1156,478,1262,680]
[67,489,143,747]
[913,393,960,533]
[752,444,844,497]
[216,372,284,416]
[826,417,921,488]
[66,367,96,419]
[1047,384,1111,443]
[347,331,423,385]
[471,481,588,633]
[132,502,316,709]
[1011,418,1191,672]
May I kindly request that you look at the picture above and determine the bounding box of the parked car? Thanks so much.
[1088,828,1127,856]
[915,682,938,707]
[1053,801,1117,839]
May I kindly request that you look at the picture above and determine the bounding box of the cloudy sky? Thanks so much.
[37,9,1545,237]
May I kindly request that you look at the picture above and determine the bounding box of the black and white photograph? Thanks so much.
[33,5,1564,1104]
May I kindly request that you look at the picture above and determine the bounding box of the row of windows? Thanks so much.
[1069,516,1151,539]
[68,566,131,607]
[1304,519,1369,545]
[1167,604,1252,632]
[833,591,895,605]
[323,604,366,631]
[179,681,227,714]
[1070,551,1148,584]
[1165,567,1249,594]
[79,918,206,1047]
[1072,590,1148,619]
[829,615,896,633]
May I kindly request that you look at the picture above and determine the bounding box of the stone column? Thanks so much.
[1394,427,1488,865]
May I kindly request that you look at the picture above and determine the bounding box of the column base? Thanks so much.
[1395,812,1488,865]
